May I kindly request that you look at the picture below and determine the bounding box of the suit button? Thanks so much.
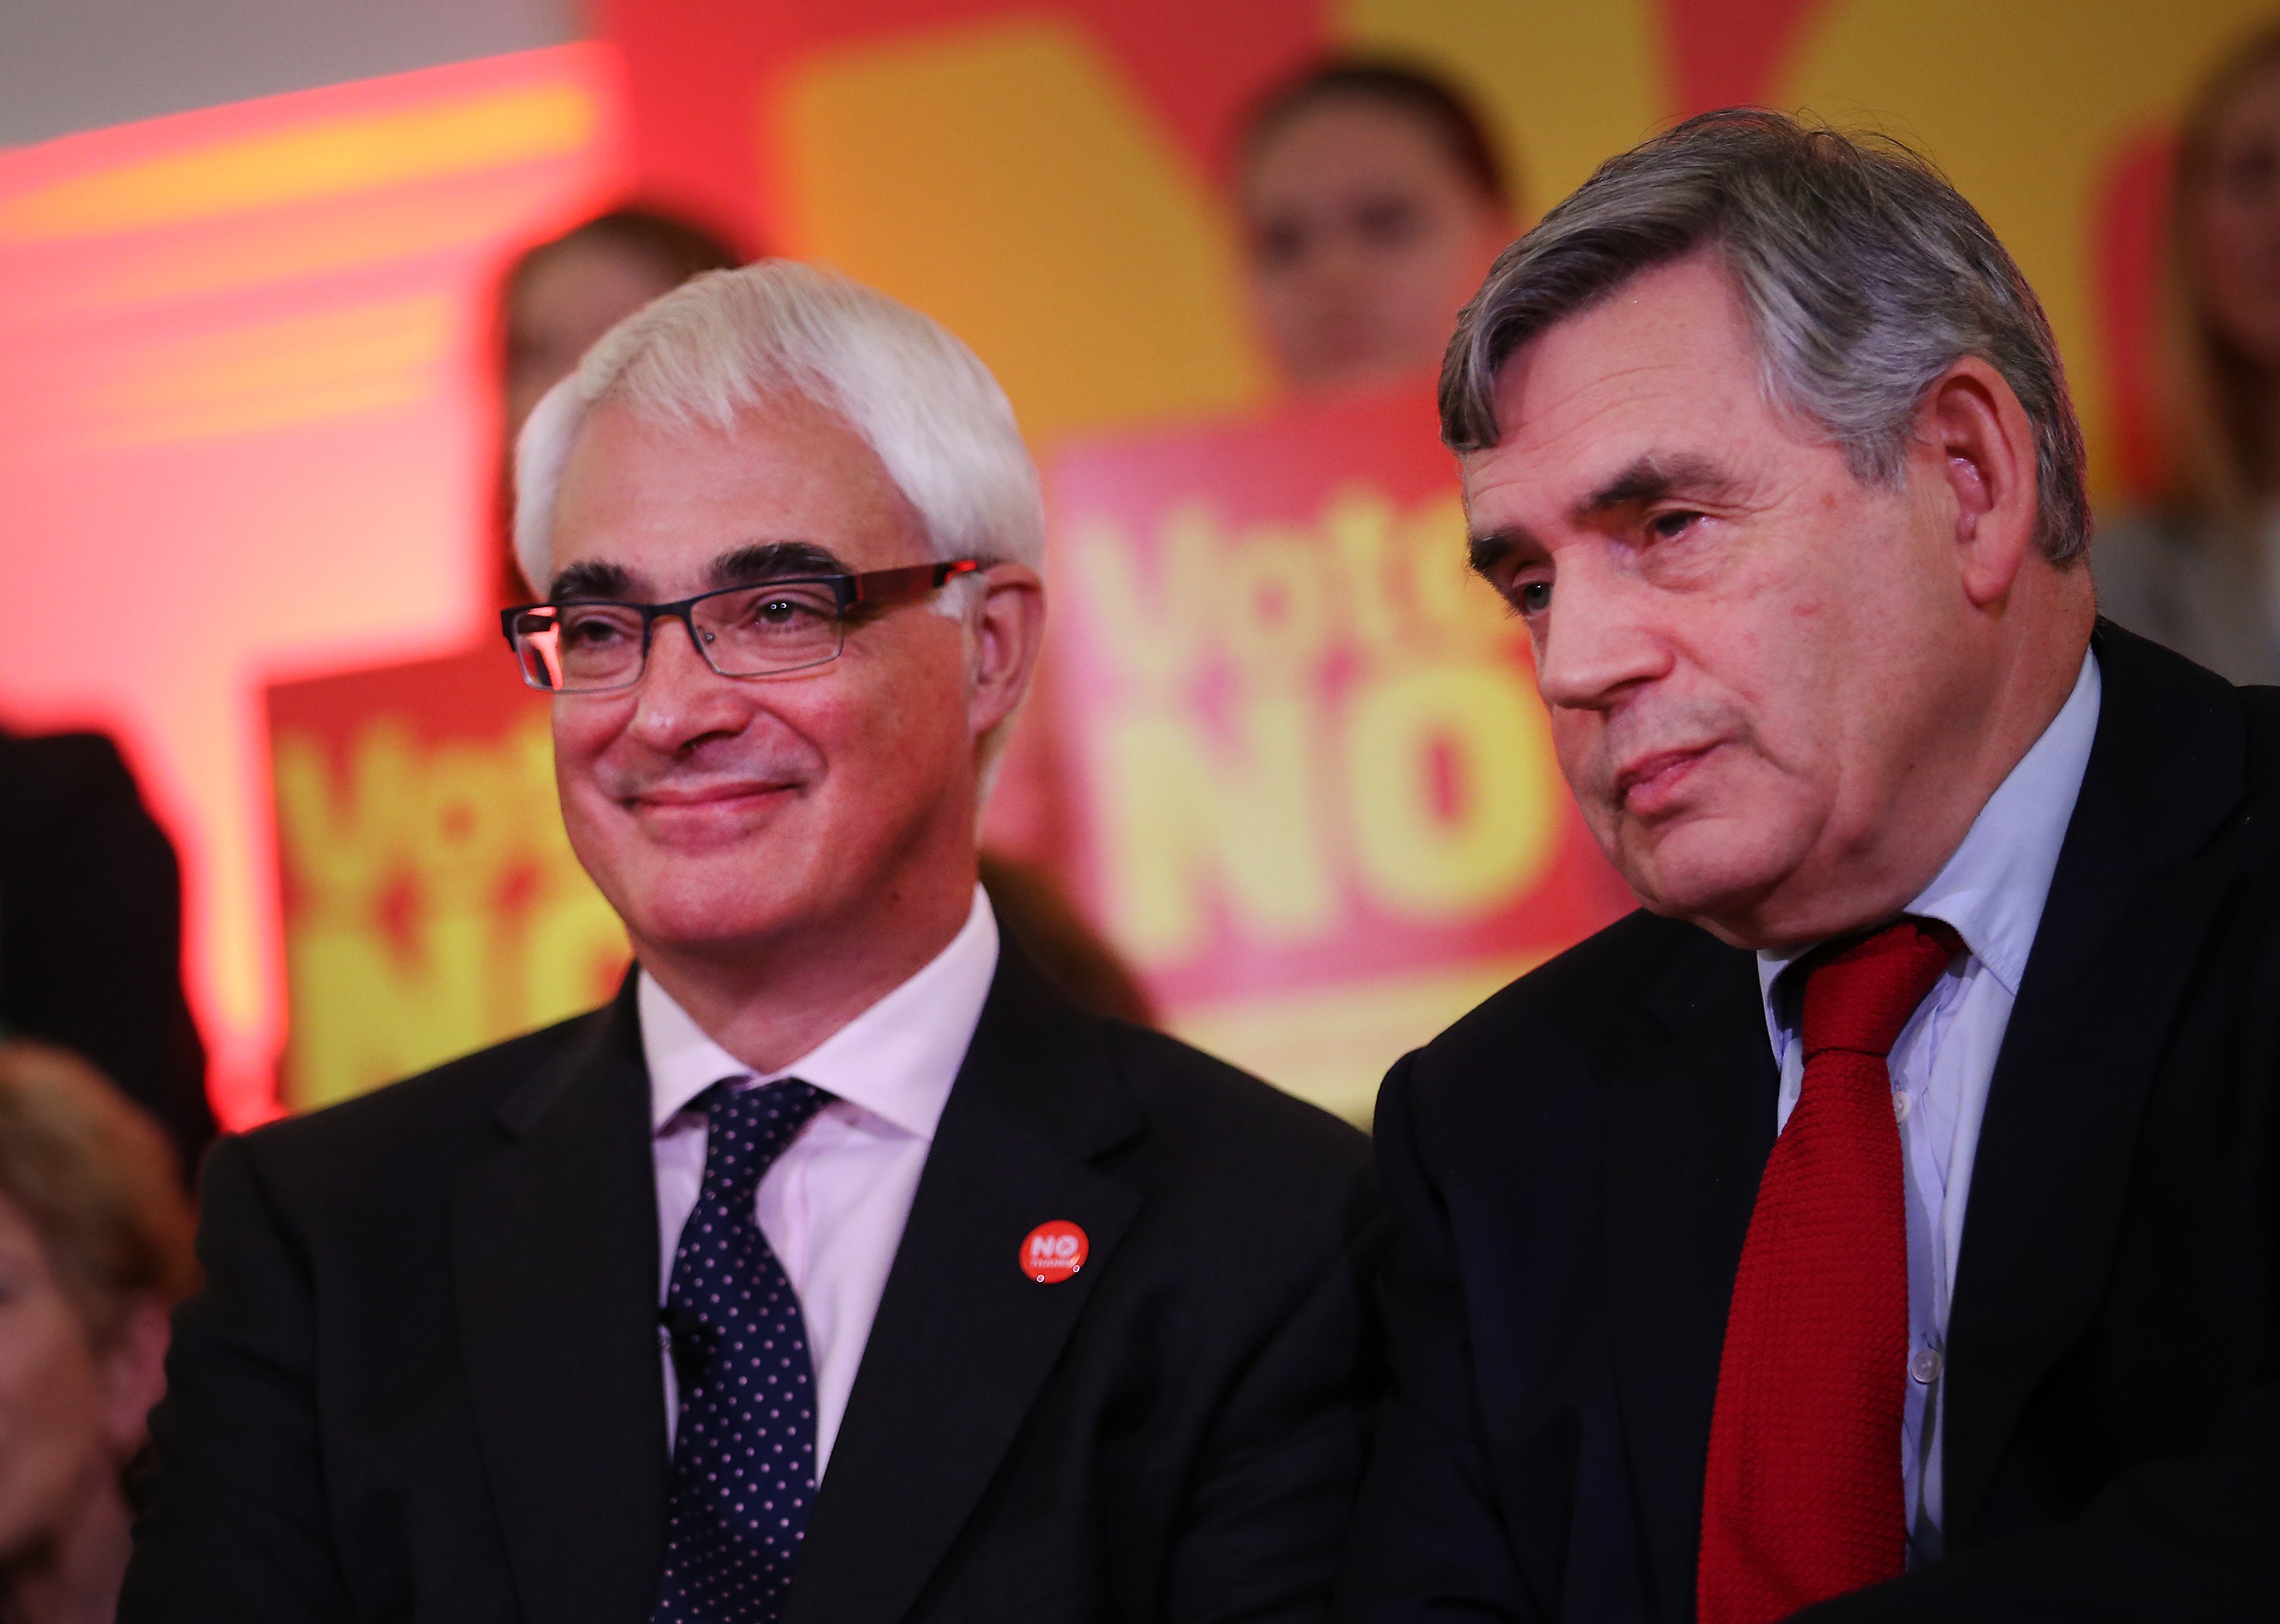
[1910,1348,1943,1383]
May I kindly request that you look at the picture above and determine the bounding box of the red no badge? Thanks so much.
[1019,1220,1088,1284]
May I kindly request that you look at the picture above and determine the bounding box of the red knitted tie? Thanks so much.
[1697,916,1961,1624]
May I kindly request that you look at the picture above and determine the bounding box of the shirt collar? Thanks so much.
[1756,647,2102,1021]
[638,885,999,1140]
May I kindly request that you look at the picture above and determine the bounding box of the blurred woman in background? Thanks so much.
[0,1043,195,1624]
[490,207,745,606]
[1237,59,1516,394]
[2096,24,2280,682]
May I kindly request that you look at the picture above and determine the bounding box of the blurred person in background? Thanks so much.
[0,1042,196,1624]
[2096,23,2280,683]
[0,730,213,1174]
[1237,59,1516,394]
[490,207,746,609]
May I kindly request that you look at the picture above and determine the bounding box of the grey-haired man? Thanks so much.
[1341,112,2280,1622]
[125,263,1380,1624]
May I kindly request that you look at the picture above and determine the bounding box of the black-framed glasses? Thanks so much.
[501,559,981,694]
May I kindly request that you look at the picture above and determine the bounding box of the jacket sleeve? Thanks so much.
[119,1132,354,1624]
[1798,1376,2280,1622]
[1335,1053,1536,1623]
[1157,1160,1388,1624]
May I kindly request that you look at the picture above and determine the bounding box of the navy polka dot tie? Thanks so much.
[654,1078,830,1624]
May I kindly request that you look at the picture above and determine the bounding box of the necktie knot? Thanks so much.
[693,1078,828,1207]
[1797,917,1963,1062]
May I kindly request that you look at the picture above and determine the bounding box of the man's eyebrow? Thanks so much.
[1572,453,1737,521]
[548,560,638,601]
[1468,530,1533,578]
[1467,452,1742,578]
[708,540,851,587]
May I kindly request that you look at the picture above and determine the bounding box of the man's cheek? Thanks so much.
[1547,715,1603,804]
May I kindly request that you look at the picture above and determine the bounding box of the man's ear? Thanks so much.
[1917,356,2041,607]
[964,563,1047,744]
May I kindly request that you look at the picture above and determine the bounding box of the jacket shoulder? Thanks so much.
[1424,907,1706,1062]
[1385,908,1734,1138]
[230,1004,615,1190]
[2240,680,2280,787]
[1101,1020,1370,1178]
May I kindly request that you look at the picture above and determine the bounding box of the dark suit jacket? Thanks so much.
[122,941,1381,1624]
[0,727,214,1170]
[1338,624,2280,1622]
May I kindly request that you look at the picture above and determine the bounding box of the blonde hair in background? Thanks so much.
[0,1042,197,1346]
[2163,21,2280,530]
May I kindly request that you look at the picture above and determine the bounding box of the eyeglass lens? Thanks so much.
[511,582,848,692]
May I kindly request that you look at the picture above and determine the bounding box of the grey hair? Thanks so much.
[1441,109,2091,565]
[514,259,1045,597]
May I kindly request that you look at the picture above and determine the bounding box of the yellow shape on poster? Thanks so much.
[1344,660,1560,923]
[1777,0,2279,509]
[775,17,1268,443]
[274,714,627,1110]
[1094,692,1341,964]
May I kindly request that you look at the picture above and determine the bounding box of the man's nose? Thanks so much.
[626,615,746,751]
[1532,568,1671,712]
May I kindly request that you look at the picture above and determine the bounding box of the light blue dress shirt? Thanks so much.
[1755,650,2101,1562]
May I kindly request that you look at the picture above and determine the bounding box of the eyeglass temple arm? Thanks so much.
[848,559,980,603]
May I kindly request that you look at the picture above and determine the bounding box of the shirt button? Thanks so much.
[1892,1089,1912,1122]
[1910,1348,1943,1384]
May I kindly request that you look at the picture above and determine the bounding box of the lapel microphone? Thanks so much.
[658,1306,713,1389]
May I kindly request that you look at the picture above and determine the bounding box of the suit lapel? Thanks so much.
[454,980,670,1624]
[1943,625,2248,1543]
[1602,925,1778,1621]
[784,945,1144,1624]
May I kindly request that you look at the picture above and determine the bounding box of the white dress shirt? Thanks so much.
[640,885,999,1479]
[1756,651,2101,1561]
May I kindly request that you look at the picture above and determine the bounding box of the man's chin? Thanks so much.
[585,843,818,958]
[1613,819,1794,942]
[622,896,803,961]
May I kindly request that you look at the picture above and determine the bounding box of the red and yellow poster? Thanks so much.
[267,648,628,1110]
[1050,391,1632,1119]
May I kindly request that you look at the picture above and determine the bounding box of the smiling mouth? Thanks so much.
[627,780,796,812]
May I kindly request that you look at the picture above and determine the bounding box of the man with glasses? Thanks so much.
[125,262,1379,1624]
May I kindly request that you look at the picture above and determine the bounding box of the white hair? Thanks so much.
[513,259,1046,597]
